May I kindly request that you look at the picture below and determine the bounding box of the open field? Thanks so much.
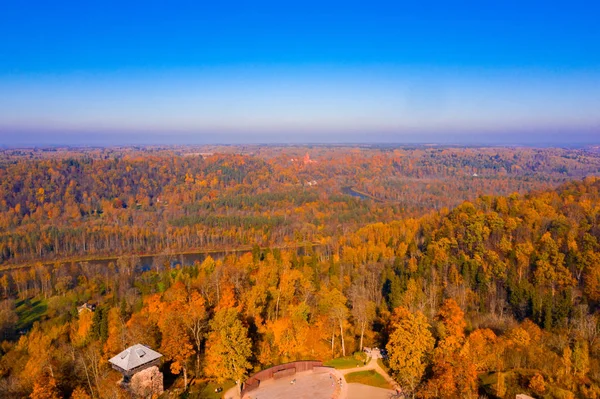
[15,298,47,332]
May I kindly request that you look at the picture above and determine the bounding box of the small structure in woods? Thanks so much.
[109,344,163,397]
[77,303,96,314]
[516,395,535,399]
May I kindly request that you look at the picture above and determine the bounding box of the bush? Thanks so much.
[529,373,545,394]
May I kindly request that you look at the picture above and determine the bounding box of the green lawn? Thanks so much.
[344,370,392,389]
[15,298,48,331]
[324,356,363,369]
[187,379,235,399]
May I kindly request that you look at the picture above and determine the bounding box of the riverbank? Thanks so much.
[0,241,321,272]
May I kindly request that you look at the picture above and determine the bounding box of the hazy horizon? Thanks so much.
[1,129,599,148]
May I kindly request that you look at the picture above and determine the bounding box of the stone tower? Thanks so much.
[108,344,164,397]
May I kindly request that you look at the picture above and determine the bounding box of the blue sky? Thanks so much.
[0,1,599,145]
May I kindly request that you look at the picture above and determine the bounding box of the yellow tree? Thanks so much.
[529,373,546,394]
[288,302,311,358]
[215,282,237,311]
[103,308,125,357]
[421,299,477,399]
[464,328,500,373]
[573,340,590,378]
[142,282,196,389]
[70,387,92,399]
[349,281,376,351]
[30,373,60,399]
[534,232,575,296]
[204,308,252,385]
[584,259,600,301]
[267,302,312,362]
[319,288,349,356]
[437,298,466,343]
[183,290,208,375]
[125,312,160,349]
[269,317,295,361]
[160,303,195,390]
[71,311,94,347]
[386,307,434,398]
[20,325,54,387]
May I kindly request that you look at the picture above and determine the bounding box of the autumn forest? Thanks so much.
[1,145,600,398]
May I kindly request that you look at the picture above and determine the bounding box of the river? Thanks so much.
[0,244,321,274]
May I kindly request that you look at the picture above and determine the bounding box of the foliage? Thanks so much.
[204,308,252,383]
[70,387,92,399]
[0,146,600,398]
[529,373,546,394]
[387,307,434,397]
[30,374,60,399]
[2,146,599,265]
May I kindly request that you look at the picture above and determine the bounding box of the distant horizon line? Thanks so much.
[2,142,599,150]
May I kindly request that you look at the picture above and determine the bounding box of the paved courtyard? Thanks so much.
[346,383,396,399]
[242,370,339,399]
[229,351,400,399]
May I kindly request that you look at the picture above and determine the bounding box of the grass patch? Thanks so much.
[15,298,48,331]
[344,370,391,389]
[187,379,235,399]
[324,356,363,369]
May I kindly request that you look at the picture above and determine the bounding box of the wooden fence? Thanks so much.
[241,360,325,396]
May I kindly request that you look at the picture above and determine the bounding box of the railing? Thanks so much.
[241,360,326,396]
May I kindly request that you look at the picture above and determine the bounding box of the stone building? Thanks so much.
[109,344,163,398]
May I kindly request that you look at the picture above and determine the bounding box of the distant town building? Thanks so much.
[292,153,317,165]
[516,394,535,399]
[303,152,316,165]
[109,344,164,397]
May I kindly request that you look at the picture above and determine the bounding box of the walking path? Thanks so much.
[338,348,400,394]
[224,383,240,399]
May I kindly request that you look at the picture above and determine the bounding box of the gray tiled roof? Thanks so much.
[108,344,162,371]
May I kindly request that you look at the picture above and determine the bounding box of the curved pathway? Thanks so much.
[337,349,400,396]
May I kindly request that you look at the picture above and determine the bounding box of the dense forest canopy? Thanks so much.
[0,145,600,398]
[1,145,600,266]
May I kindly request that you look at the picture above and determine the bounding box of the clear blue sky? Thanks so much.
[1,1,599,145]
